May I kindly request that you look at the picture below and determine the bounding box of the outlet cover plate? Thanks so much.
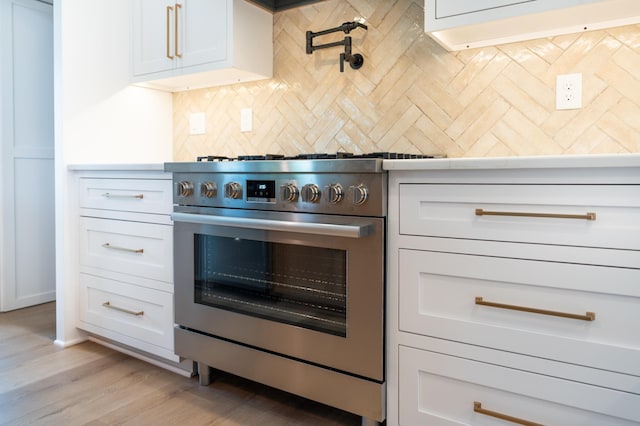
[189,112,206,135]
[556,73,582,110]
[241,108,253,132]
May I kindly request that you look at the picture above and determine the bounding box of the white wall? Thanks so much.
[59,0,172,164]
[54,0,173,346]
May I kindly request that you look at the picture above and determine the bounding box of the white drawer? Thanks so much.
[398,345,640,425]
[399,184,640,251]
[79,178,172,215]
[78,274,174,353]
[399,249,640,377]
[80,217,173,283]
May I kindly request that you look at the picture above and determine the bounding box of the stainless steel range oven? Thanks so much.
[165,153,430,424]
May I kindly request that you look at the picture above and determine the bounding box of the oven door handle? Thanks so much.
[171,212,371,238]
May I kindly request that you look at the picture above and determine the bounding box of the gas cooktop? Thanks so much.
[166,151,441,177]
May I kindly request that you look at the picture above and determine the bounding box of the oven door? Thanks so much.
[172,206,384,381]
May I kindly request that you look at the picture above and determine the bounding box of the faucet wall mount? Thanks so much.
[306,21,368,72]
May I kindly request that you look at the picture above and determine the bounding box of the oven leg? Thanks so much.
[197,362,212,386]
[361,417,379,426]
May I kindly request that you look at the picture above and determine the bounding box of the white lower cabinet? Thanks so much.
[79,274,174,359]
[387,159,640,425]
[399,345,639,425]
[74,169,179,364]
[398,249,640,378]
[80,217,173,283]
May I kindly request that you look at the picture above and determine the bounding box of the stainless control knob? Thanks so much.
[327,183,344,204]
[281,183,299,202]
[301,184,321,203]
[351,184,369,205]
[200,181,217,198]
[177,181,194,197]
[224,182,242,199]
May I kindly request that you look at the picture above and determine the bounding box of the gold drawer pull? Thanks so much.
[475,208,596,221]
[475,297,595,321]
[102,192,144,199]
[102,301,144,317]
[102,243,144,254]
[175,3,182,58]
[166,5,174,59]
[474,402,543,426]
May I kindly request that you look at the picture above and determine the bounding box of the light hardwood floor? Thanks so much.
[0,302,361,425]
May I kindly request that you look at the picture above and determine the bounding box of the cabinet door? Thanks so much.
[398,249,640,378]
[78,178,172,216]
[132,0,175,76]
[179,0,228,69]
[435,0,532,19]
[79,274,177,360]
[399,183,640,256]
[80,217,173,284]
[399,345,640,425]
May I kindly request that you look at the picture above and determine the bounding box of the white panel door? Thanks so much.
[435,0,533,19]
[132,0,176,76]
[179,0,228,69]
[1,0,54,311]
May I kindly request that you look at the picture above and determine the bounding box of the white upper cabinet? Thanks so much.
[133,0,227,76]
[132,0,273,91]
[434,0,532,20]
[425,0,640,50]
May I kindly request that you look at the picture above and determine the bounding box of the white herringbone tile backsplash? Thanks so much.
[173,0,640,161]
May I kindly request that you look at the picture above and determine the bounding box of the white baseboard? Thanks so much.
[88,336,194,377]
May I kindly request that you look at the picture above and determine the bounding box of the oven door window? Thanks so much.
[194,235,347,337]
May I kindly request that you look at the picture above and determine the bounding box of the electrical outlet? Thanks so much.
[556,73,582,110]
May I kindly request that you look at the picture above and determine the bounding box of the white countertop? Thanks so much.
[67,154,640,172]
[383,153,640,171]
[67,163,166,171]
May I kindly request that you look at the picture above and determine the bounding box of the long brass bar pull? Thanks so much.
[175,3,182,58]
[474,402,544,426]
[102,193,144,199]
[166,5,174,59]
[475,297,595,321]
[475,208,596,221]
[102,243,144,254]
[102,301,144,317]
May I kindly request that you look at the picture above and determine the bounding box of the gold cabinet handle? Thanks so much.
[175,3,182,58]
[475,208,596,221]
[102,243,144,254]
[474,402,543,426]
[166,5,174,59]
[102,301,144,317]
[475,297,595,321]
[102,193,144,199]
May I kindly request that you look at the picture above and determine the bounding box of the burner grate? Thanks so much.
[286,152,354,160]
[196,152,437,162]
[237,154,286,161]
[196,155,234,162]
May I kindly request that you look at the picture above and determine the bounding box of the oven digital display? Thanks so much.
[246,180,276,203]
